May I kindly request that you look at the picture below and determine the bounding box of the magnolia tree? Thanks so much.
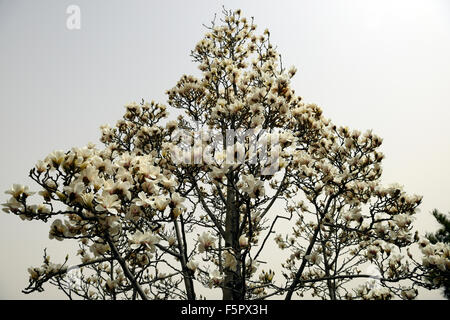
[3,9,449,300]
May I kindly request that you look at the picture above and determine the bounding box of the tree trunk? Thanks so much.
[173,217,196,300]
[222,172,243,300]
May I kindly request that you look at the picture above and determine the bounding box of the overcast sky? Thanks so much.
[0,0,449,299]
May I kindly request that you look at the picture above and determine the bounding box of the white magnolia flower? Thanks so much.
[418,238,430,248]
[1,197,22,213]
[48,219,68,240]
[198,232,216,253]
[186,260,199,272]
[166,120,178,131]
[91,156,113,174]
[428,255,447,271]
[64,181,85,200]
[35,160,48,173]
[129,231,160,252]
[79,165,99,184]
[170,193,185,218]
[170,192,185,207]
[154,196,170,211]
[239,234,249,248]
[101,216,121,235]
[160,177,177,190]
[143,179,158,194]
[81,254,93,264]
[28,267,41,280]
[393,214,411,228]
[421,244,434,257]
[80,192,95,208]
[279,131,294,146]
[208,270,223,288]
[46,150,66,167]
[305,252,323,265]
[251,114,264,127]
[134,191,153,207]
[401,288,418,300]
[125,204,143,221]
[125,101,141,113]
[5,184,34,198]
[367,287,392,300]
[115,167,133,183]
[95,193,121,214]
[366,245,380,260]
[139,164,161,180]
[105,279,118,292]
[89,243,110,257]
[288,66,297,78]
[112,180,132,200]
[259,270,275,283]
[241,174,265,198]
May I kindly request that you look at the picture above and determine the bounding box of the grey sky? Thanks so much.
[0,0,449,299]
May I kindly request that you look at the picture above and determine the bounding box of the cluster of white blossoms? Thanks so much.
[3,190,51,221]
[28,260,66,281]
[419,238,450,273]
[238,174,265,198]
[2,120,191,296]
[275,106,449,299]
[2,184,38,220]
[3,140,187,224]
[167,9,296,133]
[355,285,394,300]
